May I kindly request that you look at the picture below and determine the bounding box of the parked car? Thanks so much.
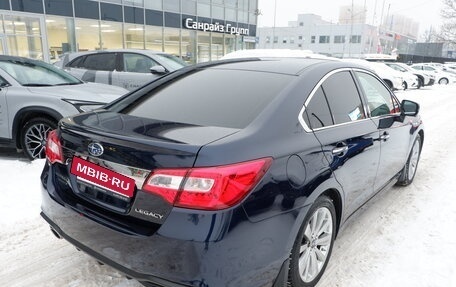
[41,57,423,287]
[384,62,435,88]
[410,63,456,84]
[342,59,404,90]
[0,55,127,159]
[55,49,188,91]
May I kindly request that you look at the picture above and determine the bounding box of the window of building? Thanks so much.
[44,0,73,17]
[123,0,144,7]
[197,31,210,62]
[181,29,196,64]
[164,0,180,12]
[350,35,361,43]
[225,34,236,55]
[198,3,211,17]
[239,10,248,23]
[334,35,345,44]
[125,24,145,49]
[100,21,123,49]
[298,35,303,40]
[266,36,270,43]
[100,2,123,22]
[145,0,162,10]
[74,0,99,19]
[212,5,224,19]
[283,37,287,44]
[311,36,315,43]
[225,8,236,21]
[290,37,295,44]
[145,26,163,51]
[124,6,144,24]
[273,36,278,43]
[299,22,304,26]
[46,16,77,60]
[298,44,302,47]
[212,33,224,61]
[75,18,101,51]
[164,28,180,57]
[319,36,330,44]
[322,71,365,124]
[355,72,398,117]
[182,0,196,15]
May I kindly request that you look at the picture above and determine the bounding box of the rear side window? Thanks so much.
[119,69,294,129]
[303,87,333,129]
[322,71,365,124]
[82,53,116,71]
[67,56,85,68]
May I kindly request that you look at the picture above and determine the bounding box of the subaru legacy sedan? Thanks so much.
[41,58,423,287]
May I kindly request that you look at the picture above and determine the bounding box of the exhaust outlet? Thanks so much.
[50,227,62,239]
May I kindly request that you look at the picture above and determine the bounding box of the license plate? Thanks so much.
[70,156,135,198]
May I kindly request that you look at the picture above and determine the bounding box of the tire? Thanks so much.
[287,196,336,287]
[396,134,422,186]
[384,80,394,90]
[20,117,57,160]
[417,78,423,89]
[438,77,449,85]
[402,81,407,90]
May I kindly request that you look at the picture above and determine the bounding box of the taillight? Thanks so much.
[142,158,272,210]
[45,130,63,164]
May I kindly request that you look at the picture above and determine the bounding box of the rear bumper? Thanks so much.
[40,163,290,287]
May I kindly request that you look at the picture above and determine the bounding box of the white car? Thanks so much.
[384,62,434,88]
[410,64,456,85]
[342,59,404,90]
[55,49,188,91]
[0,55,127,159]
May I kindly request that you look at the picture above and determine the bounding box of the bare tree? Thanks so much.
[439,0,456,44]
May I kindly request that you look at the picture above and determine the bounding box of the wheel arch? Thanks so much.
[320,188,343,236]
[13,106,63,149]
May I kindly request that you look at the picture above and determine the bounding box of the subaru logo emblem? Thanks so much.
[88,142,104,157]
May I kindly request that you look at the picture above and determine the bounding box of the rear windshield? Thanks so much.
[115,68,294,129]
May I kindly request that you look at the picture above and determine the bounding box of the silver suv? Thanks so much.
[55,49,188,91]
[0,55,127,159]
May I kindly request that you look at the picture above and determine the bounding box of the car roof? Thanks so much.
[63,49,168,59]
[190,57,369,76]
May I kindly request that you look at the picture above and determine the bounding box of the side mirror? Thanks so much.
[150,65,167,75]
[401,100,420,116]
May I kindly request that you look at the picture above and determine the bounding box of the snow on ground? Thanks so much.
[0,85,455,287]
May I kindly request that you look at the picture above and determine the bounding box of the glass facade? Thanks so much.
[0,0,258,63]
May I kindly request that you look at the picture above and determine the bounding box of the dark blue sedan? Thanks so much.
[40,57,423,287]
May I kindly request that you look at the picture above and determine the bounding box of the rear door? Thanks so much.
[66,53,118,85]
[303,70,381,216]
[354,71,410,191]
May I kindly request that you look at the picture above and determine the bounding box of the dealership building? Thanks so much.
[0,0,258,64]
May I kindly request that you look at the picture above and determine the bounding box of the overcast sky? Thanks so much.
[257,0,444,36]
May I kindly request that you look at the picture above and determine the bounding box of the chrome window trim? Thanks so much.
[298,67,398,133]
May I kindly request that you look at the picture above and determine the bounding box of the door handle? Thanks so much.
[332,145,348,155]
[380,132,390,141]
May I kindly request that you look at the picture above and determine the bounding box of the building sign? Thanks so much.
[184,18,249,36]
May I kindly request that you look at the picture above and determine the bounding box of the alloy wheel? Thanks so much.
[298,207,333,283]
